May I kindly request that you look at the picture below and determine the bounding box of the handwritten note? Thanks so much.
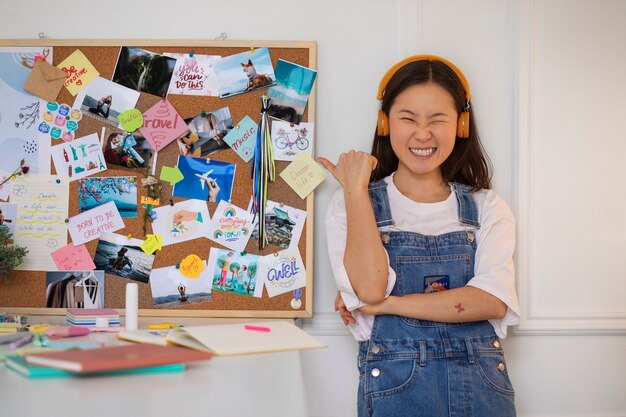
[118,108,143,132]
[279,152,327,199]
[68,201,125,245]
[139,99,188,152]
[57,49,99,96]
[140,234,162,255]
[164,53,221,96]
[223,116,258,162]
[179,254,205,279]
[11,175,69,271]
[51,243,96,270]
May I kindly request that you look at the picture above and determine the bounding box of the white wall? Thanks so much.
[1,1,624,416]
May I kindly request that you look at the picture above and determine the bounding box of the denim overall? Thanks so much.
[357,180,516,417]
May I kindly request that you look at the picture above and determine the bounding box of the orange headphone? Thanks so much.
[376,54,472,138]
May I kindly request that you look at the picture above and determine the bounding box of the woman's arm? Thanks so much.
[358,286,507,322]
[319,151,389,304]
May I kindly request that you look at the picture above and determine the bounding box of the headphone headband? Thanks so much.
[376,54,471,102]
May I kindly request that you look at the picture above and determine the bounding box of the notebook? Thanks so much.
[118,320,326,356]
[24,343,211,373]
[6,354,185,377]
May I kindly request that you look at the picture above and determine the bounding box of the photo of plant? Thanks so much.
[112,47,177,97]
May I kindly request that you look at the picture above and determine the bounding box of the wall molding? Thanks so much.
[301,313,353,336]
[512,0,626,336]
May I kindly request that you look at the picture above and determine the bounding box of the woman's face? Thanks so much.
[388,82,458,183]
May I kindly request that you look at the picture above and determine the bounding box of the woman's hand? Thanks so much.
[318,151,377,190]
[207,179,220,202]
[335,292,356,325]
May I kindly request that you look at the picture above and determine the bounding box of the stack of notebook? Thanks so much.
[66,308,120,327]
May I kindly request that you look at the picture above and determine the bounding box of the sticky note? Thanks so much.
[160,165,184,185]
[179,254,205,279]
[51,243,96,271]
[57,49,99,96]
[140,234,162,255]
[118,109,143,132]
[139,99,188,152]
[279,152,327,199]
[223,116,257,162]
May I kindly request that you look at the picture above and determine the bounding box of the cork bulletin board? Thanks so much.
[0,40,316,318]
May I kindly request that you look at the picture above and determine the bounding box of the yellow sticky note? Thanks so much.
[57,49,100,96]
[179,254,205,279]
[119,108,144,132]
[140,234,162,255]
[279,152,327,199]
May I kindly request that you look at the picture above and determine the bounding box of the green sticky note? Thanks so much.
[160,165,184,185]
[118,108,143,132]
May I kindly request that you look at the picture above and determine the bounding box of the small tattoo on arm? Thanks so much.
[454,303,465,313]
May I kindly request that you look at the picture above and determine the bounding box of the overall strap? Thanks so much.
[451,182,481,228]
[367,179,394,227]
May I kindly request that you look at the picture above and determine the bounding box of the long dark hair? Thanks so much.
[370,59,492,190]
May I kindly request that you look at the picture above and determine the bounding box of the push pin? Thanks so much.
[290,122,295,128]
[189,51,194,57]
[55,179,61,184]
[235,124,240,129]
[169,199,174,206]
[200,111,206,117]
[175,264,180,269]
[127,234,132,239]
[64,218,69,223]
[240,251,246,256]
[250,47,255,53]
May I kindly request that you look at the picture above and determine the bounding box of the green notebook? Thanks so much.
[5,355,185,378]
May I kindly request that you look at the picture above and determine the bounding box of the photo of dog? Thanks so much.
[212,48,276,98]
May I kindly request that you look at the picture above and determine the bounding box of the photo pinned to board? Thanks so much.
[93,232,155,284]
[0,47,53,174]
[260,247,306,298]
[172,155,236,203]
[164,52,221,96]
[103,130,155,172]
[50,132,107,181]
[150,198,211,246]
[212,48,276,98]
[248,199,306,250]
[149,262,212,309]
[271,120,314,161]
[78,176,138,218]
[206,200,254,253]
[0,201,17,238]
[45,270,105,309]
[38,101,82,142]
[207,247,262,297]
[267,59,317,125]
[176,108,234,159]
[73,76,140,128]
[112,47,177,97]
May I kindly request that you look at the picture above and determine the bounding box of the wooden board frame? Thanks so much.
[0,39,316,318]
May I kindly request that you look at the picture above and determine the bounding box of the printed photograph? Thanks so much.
[267,59,317,124]
[93,232,155,284]
[176,108,234,158]
[0,201,17,238]
[271,120,315,161]
[149,264,212,309]
[112,47,177,97]
[249,199,307,250]
[213,48,276,98]
[78,176,138,218]
[172,155,236,203]
[103,131,155,171]
[150,199,211,246]
[45,270,105,309]
[206,247,261,297]
[73,76,140,127]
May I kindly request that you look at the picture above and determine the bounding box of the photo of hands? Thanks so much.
[172,155,236,203]
[150,199,211,246]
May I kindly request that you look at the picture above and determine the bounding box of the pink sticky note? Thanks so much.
[139,99,188,152]
[51,243,96,271]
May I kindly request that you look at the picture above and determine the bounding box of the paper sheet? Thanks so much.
[12,175,69,271]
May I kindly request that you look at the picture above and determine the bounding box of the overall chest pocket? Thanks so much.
[394,253,471,296]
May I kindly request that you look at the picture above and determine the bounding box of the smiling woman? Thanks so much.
[319,55,519,417]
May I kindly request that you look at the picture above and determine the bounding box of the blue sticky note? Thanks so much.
[223,116,258,162]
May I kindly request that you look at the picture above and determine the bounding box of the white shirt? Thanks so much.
[325,175,520,341]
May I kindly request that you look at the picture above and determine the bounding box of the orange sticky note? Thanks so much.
[179,254,205,279]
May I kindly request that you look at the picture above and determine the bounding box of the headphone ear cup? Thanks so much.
[457,111,470,138]
[377,110,390,136]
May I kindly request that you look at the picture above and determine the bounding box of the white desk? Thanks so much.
[0,333,309,417]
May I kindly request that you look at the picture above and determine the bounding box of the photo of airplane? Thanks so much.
[195,169,214,190]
